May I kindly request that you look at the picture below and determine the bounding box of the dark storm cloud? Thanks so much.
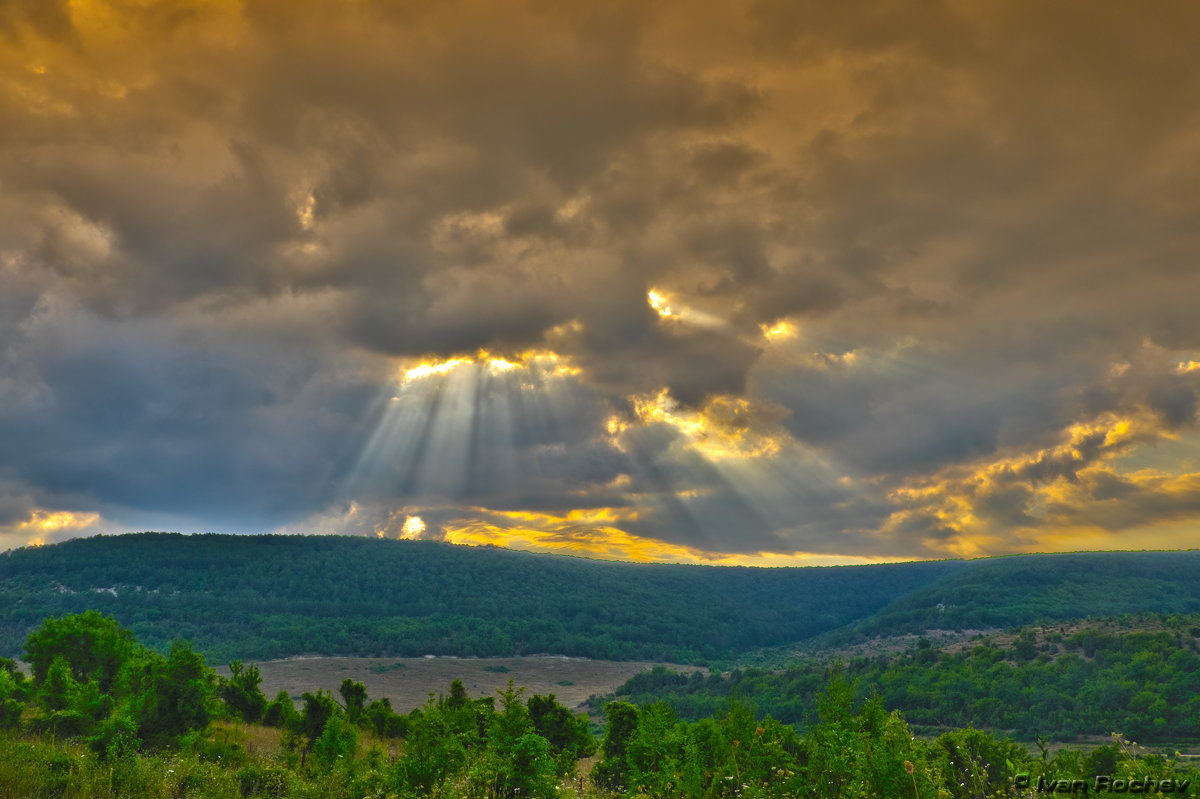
[0,294,379,530]
[3,0,1200,558]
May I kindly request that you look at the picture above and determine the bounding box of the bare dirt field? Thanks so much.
[218,655,703,714]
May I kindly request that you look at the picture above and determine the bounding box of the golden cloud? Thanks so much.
[3,509,102,548]
[440,506,894,566]
[628,389,783,461]
[400,349,579,383]
[884,408,1200,556]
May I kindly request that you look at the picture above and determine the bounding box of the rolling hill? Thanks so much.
[0,533,959,663]
[1,534,1197,666]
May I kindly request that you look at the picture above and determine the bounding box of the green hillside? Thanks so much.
[597,616,1200,743]
[3,536,1198,667]
[0,533,959,663]
[842,550,1200,641]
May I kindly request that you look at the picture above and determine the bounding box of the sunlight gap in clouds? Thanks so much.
[761,320,795,341]
[340,348,585,536]
[401,350,579,384]
[646,288,728,331]
[647,289,674,317]
[1,509,102,549]
[629,389,782,461]
[327,336,879,563]
[438,507,889,567]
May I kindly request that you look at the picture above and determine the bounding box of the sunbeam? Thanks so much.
[338,350,600,536]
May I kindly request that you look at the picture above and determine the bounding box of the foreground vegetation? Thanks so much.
[2,611,1199,798]
[0,611,596,797]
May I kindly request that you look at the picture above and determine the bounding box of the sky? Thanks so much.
[2,0,1200,564]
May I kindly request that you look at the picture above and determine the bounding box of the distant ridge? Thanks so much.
[1,533,1196,664]
[1,532,955,663]
[842,548,1200,642]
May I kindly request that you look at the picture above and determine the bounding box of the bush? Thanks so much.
[237,760,294,798]
[88,713,140,761]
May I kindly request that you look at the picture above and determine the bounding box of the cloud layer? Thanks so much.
[3,0,1200,561]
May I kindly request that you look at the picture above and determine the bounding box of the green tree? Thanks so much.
[24,611,135,693]
[36,656,77,713]
[309,712,358,772]
[33,656,110,737]
[292,690,338,766]
[527,692,597,774]
[131,641,215,747]
[391,698,469,795]
[1083,743,1119,776]
[218,660,268,723]
[339,677,367,724]
[679,716,727,797]
[468,681,557,799]
[445,678,470,710]
[262,690,298,728]
[364,697,406,738]
[933,727,1027,798]
[592,700,639,790]
[0,667,24,729]
[625,702,680,796]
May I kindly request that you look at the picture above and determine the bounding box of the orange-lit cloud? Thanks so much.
[401,350,579,383]
[625,389,783,461]
[0,509,103,550]
[647,290,674,318]
[439,506,891,567]
[881,405,1200,556]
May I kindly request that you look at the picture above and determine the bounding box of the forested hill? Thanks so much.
[0,535,1197,665]
[839,550,1200,642]
[598,617,1200,742]
[0,533,960,663]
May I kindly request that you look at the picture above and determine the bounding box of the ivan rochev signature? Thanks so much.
[1014,773,1191,794]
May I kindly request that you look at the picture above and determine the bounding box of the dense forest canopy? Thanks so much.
[2,534,1198,665]
[598,616,1200,743]
[841,551,1200,640]
[0,533,961,663]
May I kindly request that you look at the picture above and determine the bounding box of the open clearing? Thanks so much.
[218,655,703,714]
